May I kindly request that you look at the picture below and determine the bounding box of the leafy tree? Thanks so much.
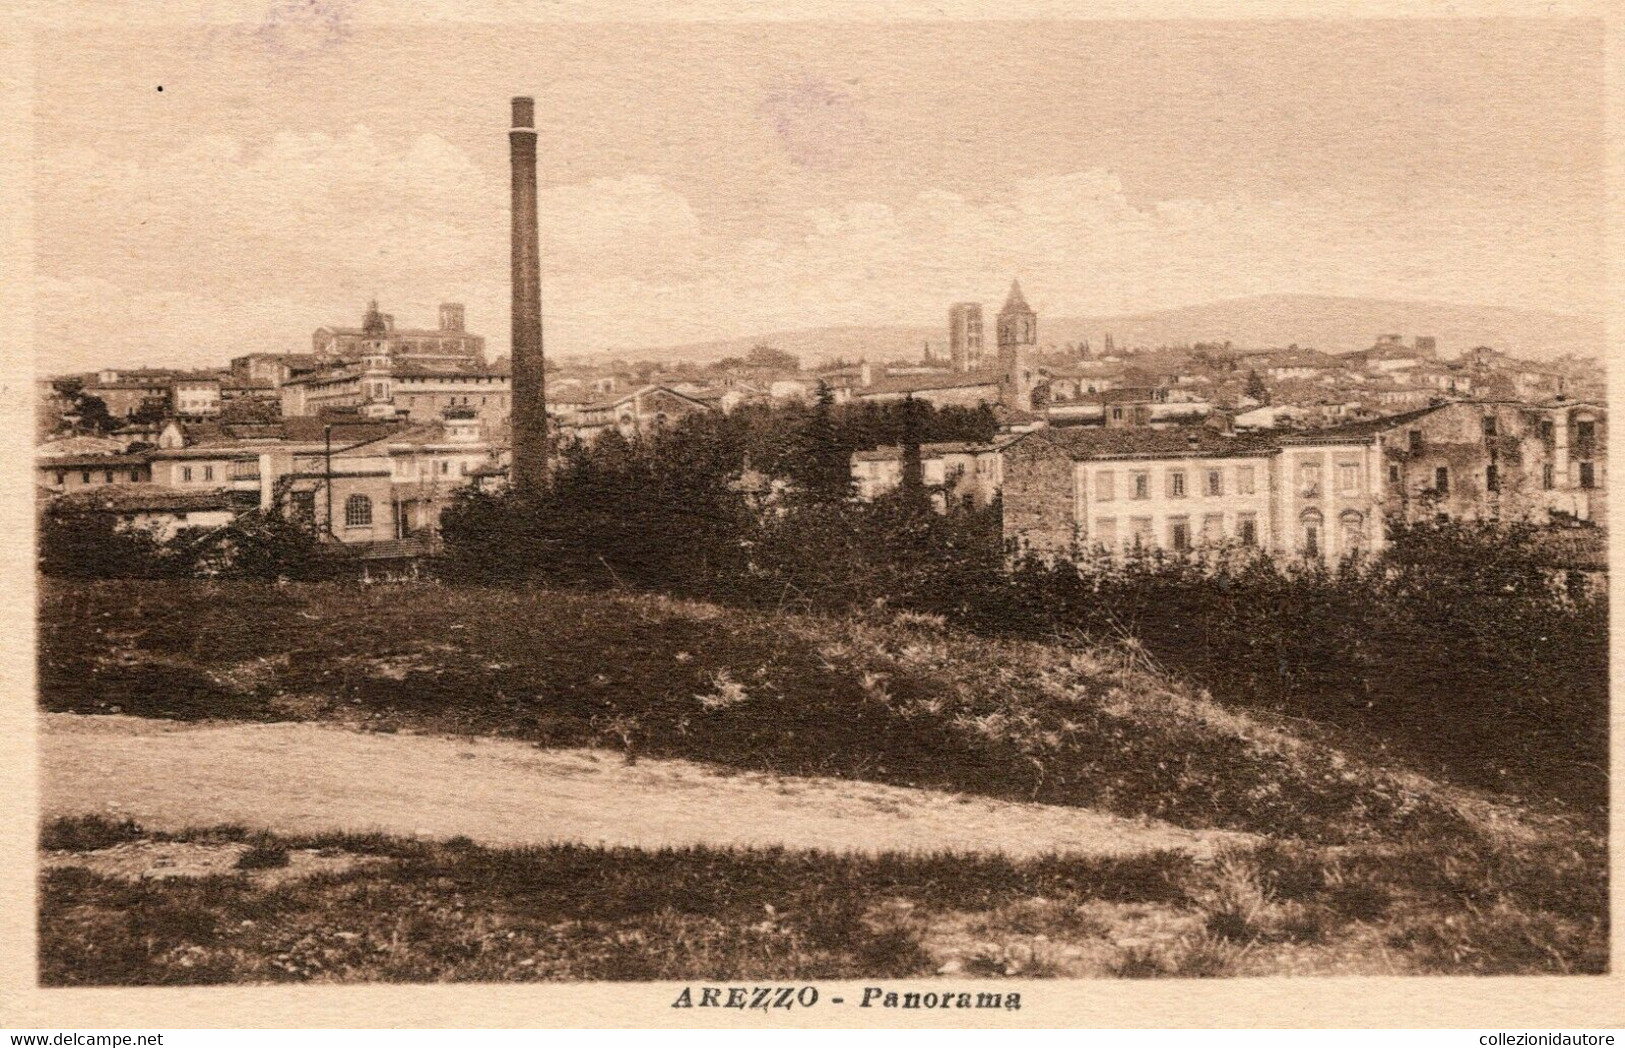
[745,342,800,371]
[207,509,334,581]
[74,394,117,434]
[37,501,180,579]
[783,381,851,503]
[1244,369,1269,404]
[129,398,170,426]
[897,395,928,515]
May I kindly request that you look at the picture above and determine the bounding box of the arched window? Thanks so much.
[344,494,373,528]
[1299,508,1324,557]
[1340,510,1365,553]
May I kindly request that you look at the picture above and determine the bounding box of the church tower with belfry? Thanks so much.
[996,278,1037,412]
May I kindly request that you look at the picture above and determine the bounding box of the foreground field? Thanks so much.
[39,816,1604,983]
[43,714,1248,859]
[38,579,1608,978]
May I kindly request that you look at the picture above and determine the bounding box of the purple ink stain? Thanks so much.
[759,74,872,170]
[255,0,351,57]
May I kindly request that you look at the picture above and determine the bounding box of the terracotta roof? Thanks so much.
[318,326,482,340]
[1033,427,1302,461]
[52,486,244,513]
[578,385,714,413]
[389,361,509,378]
[999,278,1032,316]
[36,436,129,458]
[859,368,1002,397]
[174,418,407,448]
[852,441,999,462]
[1305,404,1449,439]
[37,453,153,469]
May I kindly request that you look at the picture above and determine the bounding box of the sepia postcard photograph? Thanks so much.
[1,0,1620,1031]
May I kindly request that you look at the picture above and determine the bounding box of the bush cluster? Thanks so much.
[39,503,344,583]
[438,407,1606,815]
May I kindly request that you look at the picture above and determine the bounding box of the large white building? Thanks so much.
[1001,427,1387,561]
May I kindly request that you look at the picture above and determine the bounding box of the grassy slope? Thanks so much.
[46,579,1463,842]
[37,579,1608,978]
[39,817,1606,983]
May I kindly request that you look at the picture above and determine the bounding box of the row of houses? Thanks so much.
[852,398,1607,561]
[38,414,502,545]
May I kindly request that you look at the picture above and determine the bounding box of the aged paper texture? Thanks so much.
[2,0,1622,1029]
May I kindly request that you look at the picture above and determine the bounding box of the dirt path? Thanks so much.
[42,714,1251,859]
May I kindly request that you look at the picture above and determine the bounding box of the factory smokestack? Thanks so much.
[509,96,548,494]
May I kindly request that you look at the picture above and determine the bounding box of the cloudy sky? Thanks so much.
[32,16,1604,371]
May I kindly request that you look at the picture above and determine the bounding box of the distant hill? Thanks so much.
[594,294,1603,367]
[594,325,937,369]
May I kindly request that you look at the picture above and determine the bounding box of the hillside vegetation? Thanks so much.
[45,579,1458,844]
[39,580,1607,977]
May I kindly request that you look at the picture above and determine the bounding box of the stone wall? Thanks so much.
[1000,435,1076,558]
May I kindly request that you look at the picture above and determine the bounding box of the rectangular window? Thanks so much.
[1388,464,1400,484]
[1202,513,1224,544]
[1094,517,1117,551]
[103,470,114,483]
[1299,462,1322,498]
[1580,462,1595,489]
[1236,466,1256,495]
[80,471,90,484]
[1543,464,1555,490]
[1408,430,1423,454]
[1435,466,1450,494]
[1338,463,1360,494]
[1169,517,1191,552]
[1486,464,1499,492]
[1130,516,1154,549]
[1540,420,1555,443]
[54,471,65,485]
[1206,469,1222,497]
[203,465,214,482]
[1132,472,1150,500]
[1095,470,1115,502]
[1482,416,1497,439]
[182,466,193,483]
[1237,513,1258,546]
[1168,471,1186,498]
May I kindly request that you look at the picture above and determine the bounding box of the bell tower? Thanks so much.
[996,279,1036,412]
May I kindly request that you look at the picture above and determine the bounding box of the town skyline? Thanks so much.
[33,19,1604,373]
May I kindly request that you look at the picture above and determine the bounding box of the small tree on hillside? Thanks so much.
[784,381,852,503]
[1244,369,1269,404]
[74,394,118,434]
[746,342,800,372]
[898,395,929,515]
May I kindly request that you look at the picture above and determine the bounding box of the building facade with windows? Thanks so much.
[849,441,1007,510]
[1001,427,1385,561]
[312,301,485,367]
[38,454,153,492]
[555,386,717,444]
[1364,399,1606,525]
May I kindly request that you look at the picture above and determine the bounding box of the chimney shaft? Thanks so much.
[510,95,548,494]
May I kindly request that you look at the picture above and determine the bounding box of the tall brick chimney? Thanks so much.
[509,96,548,494]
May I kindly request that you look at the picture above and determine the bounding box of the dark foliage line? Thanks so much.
[435,407,1607,815]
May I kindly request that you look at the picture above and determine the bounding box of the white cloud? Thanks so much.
[34,128,1598,370]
